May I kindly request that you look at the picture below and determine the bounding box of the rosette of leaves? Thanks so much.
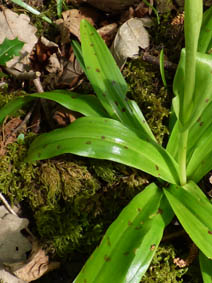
[1,0,212,282]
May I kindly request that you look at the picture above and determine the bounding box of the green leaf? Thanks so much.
[10,0,52,24]
[80,20,155,141]
[57,0,63,17]
[26,116,180,184]
[0,96,34,123]
[198,5,212,53]
[159,49,167,88]
[30,90,108,117]
[163,181,212,258]
[199,251,212,283]
[173,49,212,130]
[74,183,173,283]
[72,40,87,74]
[0,38,24,65]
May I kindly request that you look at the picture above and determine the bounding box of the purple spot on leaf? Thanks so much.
[155,165,159,171]
[86,141,92,144]
[208,230,212,235]
[104,255,111,262]
[101,136,106,139]
[128,220,132,226]
[205,98,209,103]
[122,108,126,112]
[123,251,130,256]
[157,208,163,214]
[96,68,100,73]
[200,122,204,126]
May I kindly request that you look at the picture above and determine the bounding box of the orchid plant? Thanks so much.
[1,0,212,282]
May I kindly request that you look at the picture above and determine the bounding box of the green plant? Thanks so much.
[1,0,212,282]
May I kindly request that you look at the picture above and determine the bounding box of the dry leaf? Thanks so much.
[5,240,60,282]
[61,8,97,40]
[111,18,150,68]
[0,8,37,72]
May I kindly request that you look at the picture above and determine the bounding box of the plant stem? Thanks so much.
[178,129,189,186]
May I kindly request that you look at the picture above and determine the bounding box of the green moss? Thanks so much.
[141,245,187,283]
[123,60,170,144]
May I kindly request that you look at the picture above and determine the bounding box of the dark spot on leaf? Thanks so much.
[90,33,94,36]
[94,52,97,56]
[123,251,130,256]
[157,208,163,214]
[87,66,91,70]
[101,136,106,140]
[56,145,61,150]
[137,208,142,212]
[208,230,212,235]
[128,220,132,226]
[200,122,203,126]
[115,101,118,106]
[84,280,87,283]
[112,80,116,85]
[103,93,106,97]
[96,68,100,72]
[122,107,126,112]
[107,237,111,247]
[205,98,209,103]
[140,221,144,224]
[90,43,94,47]
[158,173,161,177]
[42,144,47,149]
[38,152,41,158]
[135,226,141,230]
[197,117,201,123]
[125,97,128,101]
[71,96,77,99]
[86,141,91,145]
[104,120,108,123]
[150,244,156,251]
[104,255,111,262]
[206,28,211,32]
[16,246,19,251]
[142,120,146,123]
[124,146,128,149]
[155,165,159,171]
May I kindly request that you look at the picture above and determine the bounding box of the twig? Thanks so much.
[0,192,17,216]
[4,68,41,80]
[142,52,177,70]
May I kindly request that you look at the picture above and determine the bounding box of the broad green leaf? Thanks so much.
[80,20,155,141]
[0,91,108,124]
[187,128,212,182]
[173,49,212,130]
[0,38,24,65]
[30,90,108,117]
[166,120,179,161]
[26,116,180,184]
[164,181,212,258]
[74,183,173,283]
[199,251,212,283]
[0,96,34,123]
[198,5,212,53]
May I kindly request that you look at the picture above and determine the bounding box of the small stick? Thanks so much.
[0,192,17,216]
[142,52,177,70]
[4,68,41,81]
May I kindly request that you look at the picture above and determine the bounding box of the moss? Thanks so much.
[123,60,170,144]
[141,244,187,283]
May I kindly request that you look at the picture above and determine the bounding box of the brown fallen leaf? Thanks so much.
[4,240,60,282]
[61,7,98,40]
[0,7,37,72]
